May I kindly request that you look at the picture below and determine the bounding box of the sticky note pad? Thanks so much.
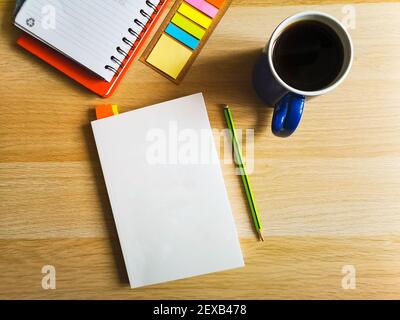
[178,2,212,29]
[141,0,232,83]
[206,0,225,8]
[96,104,119,120]
[185,0,219,18]
[146,34,192,79]
[171,13,206,39]
[165,23,200,49]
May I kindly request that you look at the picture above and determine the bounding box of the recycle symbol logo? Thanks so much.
[26,18,35,27]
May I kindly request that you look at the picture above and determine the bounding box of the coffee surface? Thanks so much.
[273,20,345,92]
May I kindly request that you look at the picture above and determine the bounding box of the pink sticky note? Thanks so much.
[184,0,219,18]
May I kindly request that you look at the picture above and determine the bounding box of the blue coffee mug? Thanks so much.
[253,11,353,137]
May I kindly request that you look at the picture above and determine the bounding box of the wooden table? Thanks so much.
[1,0,400,299]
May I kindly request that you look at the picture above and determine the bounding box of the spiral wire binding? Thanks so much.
[105,0,164,76]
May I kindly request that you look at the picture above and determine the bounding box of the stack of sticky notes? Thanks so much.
[96,104,119,120]
[141,0,231,83]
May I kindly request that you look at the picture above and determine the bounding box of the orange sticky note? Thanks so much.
[96,104,119,120]
[206,0,225,9]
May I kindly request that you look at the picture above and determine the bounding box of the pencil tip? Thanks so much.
[258,230,264,242]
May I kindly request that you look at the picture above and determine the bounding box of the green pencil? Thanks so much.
[224,106,264,241]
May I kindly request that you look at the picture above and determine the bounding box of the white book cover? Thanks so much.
[91,93,244,288]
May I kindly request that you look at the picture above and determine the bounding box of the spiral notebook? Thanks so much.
[14,0,169,97]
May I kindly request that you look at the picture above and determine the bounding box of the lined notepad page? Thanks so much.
[15,0,159,81]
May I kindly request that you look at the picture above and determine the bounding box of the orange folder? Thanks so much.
[17,1,170,98]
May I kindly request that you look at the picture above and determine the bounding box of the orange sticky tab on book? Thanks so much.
[96,104,119,120]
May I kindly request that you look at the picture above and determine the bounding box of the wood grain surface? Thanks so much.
[1,0,400,299]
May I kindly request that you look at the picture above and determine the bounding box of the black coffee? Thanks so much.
[273,20,345,92]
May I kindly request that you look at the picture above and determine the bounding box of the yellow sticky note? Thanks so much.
[171,13,206,39]
[111,104,119,115]
[146,34,193,79]
[178,2,212,29]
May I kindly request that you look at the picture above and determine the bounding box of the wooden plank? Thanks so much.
[1,237,399,299]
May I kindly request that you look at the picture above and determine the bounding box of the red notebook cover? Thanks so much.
[17,0,170,98]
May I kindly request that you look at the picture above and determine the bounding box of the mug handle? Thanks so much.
[272,93,305,137]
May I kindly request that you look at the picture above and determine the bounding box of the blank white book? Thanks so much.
[91,93,244,288]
